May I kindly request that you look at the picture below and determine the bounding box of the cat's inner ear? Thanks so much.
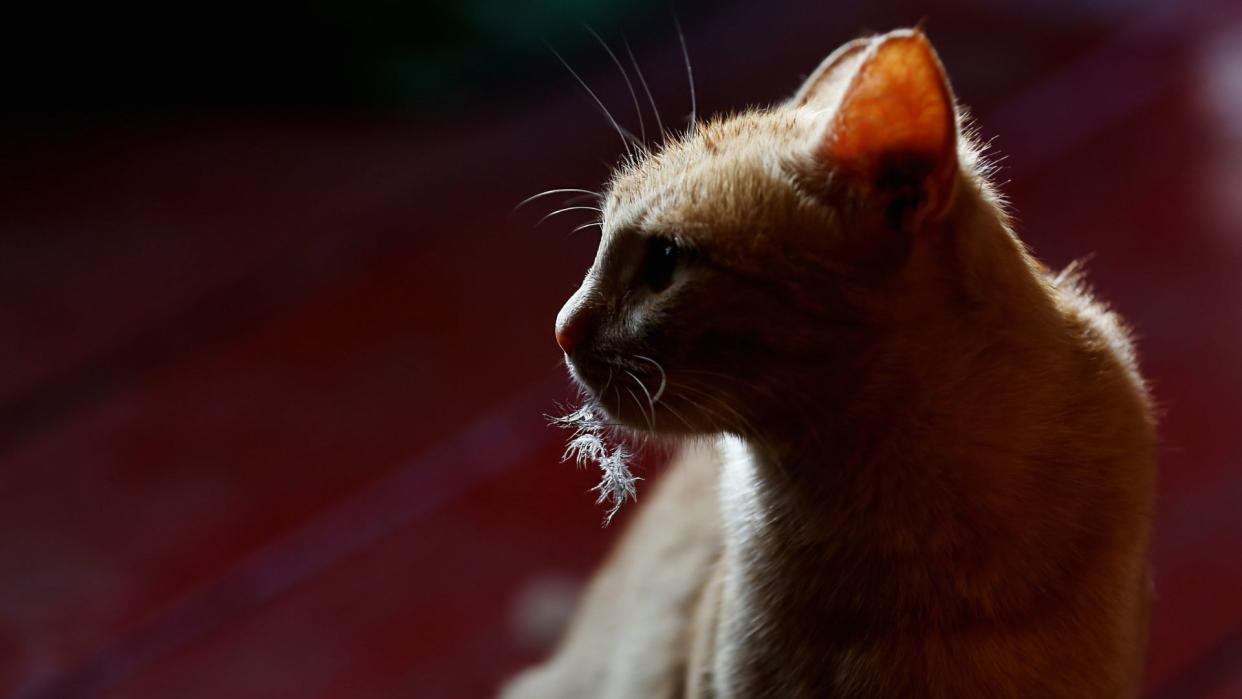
[812,30,959,228]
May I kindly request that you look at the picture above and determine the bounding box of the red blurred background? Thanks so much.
[2,0,1241,696]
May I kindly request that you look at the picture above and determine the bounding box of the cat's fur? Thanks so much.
[505,29,1156,697]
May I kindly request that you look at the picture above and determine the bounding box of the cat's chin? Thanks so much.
[590,391,708,438]
[567,380,674,436]
[572,382,647,433]
[567,357,698,436]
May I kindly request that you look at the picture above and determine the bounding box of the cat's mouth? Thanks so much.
[566,354,671,434]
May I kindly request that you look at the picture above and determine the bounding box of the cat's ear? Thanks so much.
[809,29,959,228]
[790,37,872,109]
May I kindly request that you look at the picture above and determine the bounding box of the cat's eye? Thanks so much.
[639,237,680,292]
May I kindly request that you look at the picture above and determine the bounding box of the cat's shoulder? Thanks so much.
[1048,260,1142,379]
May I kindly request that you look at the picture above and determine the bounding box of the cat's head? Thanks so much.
[556,29,980,439]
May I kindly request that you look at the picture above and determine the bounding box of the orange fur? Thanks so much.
[507,28,1155,698]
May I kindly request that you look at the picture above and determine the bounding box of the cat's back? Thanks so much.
[1037,269,1157,696]
[1049,267,1156,463]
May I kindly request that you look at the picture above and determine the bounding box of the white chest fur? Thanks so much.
[712,435,778,697]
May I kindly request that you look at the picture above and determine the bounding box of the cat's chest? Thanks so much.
[713,436,800,694]
[717,435,765,547]
[712,436,853,696]
[716,435,804,560]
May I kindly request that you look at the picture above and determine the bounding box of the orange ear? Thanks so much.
[821,30,958,226]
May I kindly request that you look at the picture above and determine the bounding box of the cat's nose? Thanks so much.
[556,309,591,355]
[555,291,594,355]
[556,318,584,355]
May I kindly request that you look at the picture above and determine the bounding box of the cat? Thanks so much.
[504,28,1156,698]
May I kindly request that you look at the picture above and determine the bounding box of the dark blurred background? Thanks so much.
[2,0,1241,697]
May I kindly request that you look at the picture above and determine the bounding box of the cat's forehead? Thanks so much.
[602,109,817,239]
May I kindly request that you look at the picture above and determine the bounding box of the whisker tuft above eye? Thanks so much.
[536,206,604,227]
[584,25,646,147]
[672,10,696,133]
[571,221,604,236]
[514,188,600,211]
[623,34,666,142]
[547,43,642,158]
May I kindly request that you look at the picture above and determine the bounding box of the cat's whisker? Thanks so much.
[602,365,615,395]
[663,387,719,429]
[672,10,697,133]
[536,206,604,227]
[623,369,658,431]
[672,381,759,437]
[623,35,666,142]
[547,45,636,158]
[632,354,666,402]
[659,393,695,432]
[676,367,798,413]
[706,398,756,437]
[584,25,646,147]
[667,390,732,435]
[609,384,624,423]
[623,384,655,433]
[571,221,604,235]
[564,193,605,206]
[515,188,600,211]
[675,369,768,402]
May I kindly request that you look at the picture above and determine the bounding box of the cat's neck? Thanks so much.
[711,191,1091,692]
[749,186,1073,492]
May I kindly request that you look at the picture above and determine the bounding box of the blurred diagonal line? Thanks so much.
[13,376,564,699]
[1151,621,1242,699]
[0,198,415,461]
[0,244,340,460]
[987,0,1197,177]
[1146,467,1242,697]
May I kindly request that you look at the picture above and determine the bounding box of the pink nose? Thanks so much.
[556,313,587,355]
[556,286,595,355]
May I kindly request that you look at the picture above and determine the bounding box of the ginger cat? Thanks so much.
[505,29,1156,697]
